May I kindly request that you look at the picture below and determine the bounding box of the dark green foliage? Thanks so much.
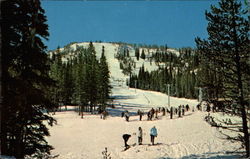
[49,43,111,114]
[135,48,140,61]
[140,49,146,60]
[50,51,64,108]
[115,45,136,76]
[1,0,56,158]
[98,46,111,112]
[196,0,250,156]
[129,47,199,99]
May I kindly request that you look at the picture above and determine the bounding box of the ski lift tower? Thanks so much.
[198,87,203,103]
[195,87,204,104]
[134,80,137,93]
[165,84,170,108]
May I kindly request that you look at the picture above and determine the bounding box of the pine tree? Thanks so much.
[75,47,88,116]
[135,48,140,61]
[86,42,99,112]
[50,53,63,112]
[62,62,75,105]
[98,46,111,112]
[196,0,250,156]
[141,49,146,60]
[1,0,56,157]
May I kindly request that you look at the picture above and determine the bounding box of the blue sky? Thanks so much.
[41,1,218,50]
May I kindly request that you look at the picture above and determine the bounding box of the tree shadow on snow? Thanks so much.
[158,151,242,159]
[106,108,137,117]
[112,95,135,100]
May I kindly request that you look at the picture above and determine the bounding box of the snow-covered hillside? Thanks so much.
[47,42,241,158]
[49,42,179,83]
[47,84,241,159]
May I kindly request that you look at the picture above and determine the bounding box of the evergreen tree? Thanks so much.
[135,48,140,61]
[60,62,73,105]
[98,46,111,112]
[49,53,63,112]
[141,49,146,60]
[1,0,56,158]
[196,0,250,156]
[86,42,99,112]
[76,48,88,116]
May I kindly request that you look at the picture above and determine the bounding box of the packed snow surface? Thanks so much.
[48,85,239,159]
[47,85,240,159]
[47,42,241,158]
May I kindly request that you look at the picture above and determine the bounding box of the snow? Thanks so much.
[47,84,241,159]
[48,86,239,159]
[50,42,180,78]
[46,42,241,158]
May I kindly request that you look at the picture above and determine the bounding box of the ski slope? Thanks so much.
[47,42,241,159]
[47,85,240,159]
[50,42,178,82]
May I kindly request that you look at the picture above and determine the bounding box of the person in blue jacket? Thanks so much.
[150,126,158,145]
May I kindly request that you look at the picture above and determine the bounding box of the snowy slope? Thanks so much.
[46,42,241,159]
[47,85,241,159]
[69,42,128,82]
[50,42,180,81]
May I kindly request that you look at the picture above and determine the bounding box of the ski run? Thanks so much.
[45,42,241,159]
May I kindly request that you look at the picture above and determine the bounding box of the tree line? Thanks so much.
[128,47,200,99]
[50,42,111,115]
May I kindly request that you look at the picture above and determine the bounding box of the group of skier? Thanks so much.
[122,126,158,149]
[121,104,193,122]
[196,102,215,112]
[121,110,130,121]
[120,103,217,149]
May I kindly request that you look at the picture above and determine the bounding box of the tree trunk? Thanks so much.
[78,105,80,115]
[0,1,4,154]
[241,106,249,157]
[0,3,7,153]
[232,5,249,156]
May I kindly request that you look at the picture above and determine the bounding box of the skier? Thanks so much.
[124,110,130,122]
[162,107,166,116]
[138,127,143,145]
[170,107,173,119]
[147,111,150,120]
[155,109,159,119]
[182,105,185,116]
[122,134,131,148]
[137,109,144,121]
[175,108,178,115]
[150,126,158,145]
[151,108,155,120]
[103,110,109,120]
[186,104,189,111]
[178,106,181,117]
